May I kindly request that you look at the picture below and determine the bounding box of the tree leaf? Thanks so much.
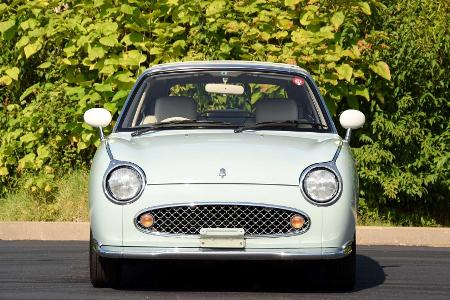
[16,35,29,49]
[24,40,42,58]
[63,43,78,58]
[114,71,134,82]
[104,102,118,114]
[99,65,116,75]
[37,62,52,69]
[19,83,39,101]
[370,61,391,80]
[37,145,50,159]
[5,67,20,80]
[0,19,15,33]
[81,133,93,142]
[0,3,8,14]
[0,167,8,176]
[350,85,370,101]
[94,83,113,92]
[206,0,226,16]
[300,11,315,26]
[121,32,144,46]
[112,90,129,102]
[358,2,371,15]
[88,45,106,60]
[120,4,136,15]
[0,76,13,86]
[284,0,301,6]
[278,19,293,30]
[149,47,163,55]
[120,50,147,67]
[172,40,186,51]
[93,0,104,7]
[336,64,353,82]
[20,18,38,30]
[20,132,38,144]
[17,153,36,171]
[330,12,345,30]
[99,34,118,47]
[167,0,179,6]
[97,21,118,36]
[77,141,88,151]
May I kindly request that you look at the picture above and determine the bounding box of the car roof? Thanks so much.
[142,60,310,77]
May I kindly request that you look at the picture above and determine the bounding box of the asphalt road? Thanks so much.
[0,241,449,299]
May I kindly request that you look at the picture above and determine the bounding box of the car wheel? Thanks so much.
[324,240,356,290]
[89,232,122,288]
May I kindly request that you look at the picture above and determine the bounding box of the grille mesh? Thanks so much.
[136,204,309,236]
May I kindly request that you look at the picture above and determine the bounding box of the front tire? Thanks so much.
[89,232,122,288]
[324,240,356,290]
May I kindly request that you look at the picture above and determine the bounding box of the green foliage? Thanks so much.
[0,0,448,225]
[0,0,388,195]
[353,0,450,226]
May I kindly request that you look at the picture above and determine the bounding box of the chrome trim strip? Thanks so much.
[146,182,299,187]
[299,161,343,207]
[344,128,352,143]
[133,202,311,238]
[102,160,146,205]
[97,127,114,160]
[331,140,343,162]
[105,140,114,160]
[94,244,352,260]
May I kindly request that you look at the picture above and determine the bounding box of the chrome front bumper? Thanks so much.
[94,242,353,261]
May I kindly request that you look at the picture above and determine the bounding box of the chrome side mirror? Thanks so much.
[339,109,365,143]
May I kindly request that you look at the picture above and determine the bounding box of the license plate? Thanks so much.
[200,228,245,248]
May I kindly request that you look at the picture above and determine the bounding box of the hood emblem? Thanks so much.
[219,168,226,178]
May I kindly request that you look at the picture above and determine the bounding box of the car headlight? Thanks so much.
[300,165,341,205]
[103,163,145,203]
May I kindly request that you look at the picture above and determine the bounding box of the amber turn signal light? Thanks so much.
[140,213,154,228]
[290,215,305,229]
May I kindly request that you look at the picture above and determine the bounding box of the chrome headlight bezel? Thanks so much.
[299,162,342,206]
[102,160,146,204]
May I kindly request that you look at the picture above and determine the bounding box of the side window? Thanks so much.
[121,81,149,127]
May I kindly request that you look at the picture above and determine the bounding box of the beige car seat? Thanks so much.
[148,96,198,123]
[255,98,298,123]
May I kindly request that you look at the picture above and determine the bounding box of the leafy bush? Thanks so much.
[0,0,388,191]
[0,0,447,225]
[352,0,450,225]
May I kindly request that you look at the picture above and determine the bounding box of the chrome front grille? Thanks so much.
[135,204,310,237]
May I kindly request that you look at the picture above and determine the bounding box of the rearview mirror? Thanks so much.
[339,109,365,143]
[205,83,244,95]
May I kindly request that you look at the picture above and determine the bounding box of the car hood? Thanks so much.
[108,131,341,186]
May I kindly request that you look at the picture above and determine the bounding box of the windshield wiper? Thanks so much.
[234,120,328,133]
[131,120,233,137]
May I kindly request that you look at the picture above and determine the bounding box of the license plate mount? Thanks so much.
[199,228,245,248]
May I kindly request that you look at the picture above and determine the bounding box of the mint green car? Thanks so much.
[84,61,365,289]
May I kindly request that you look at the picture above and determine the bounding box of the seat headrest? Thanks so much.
[154,96,197,122]
[255,98,298,123]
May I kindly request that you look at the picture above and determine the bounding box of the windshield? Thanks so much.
[117,70,330,132]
